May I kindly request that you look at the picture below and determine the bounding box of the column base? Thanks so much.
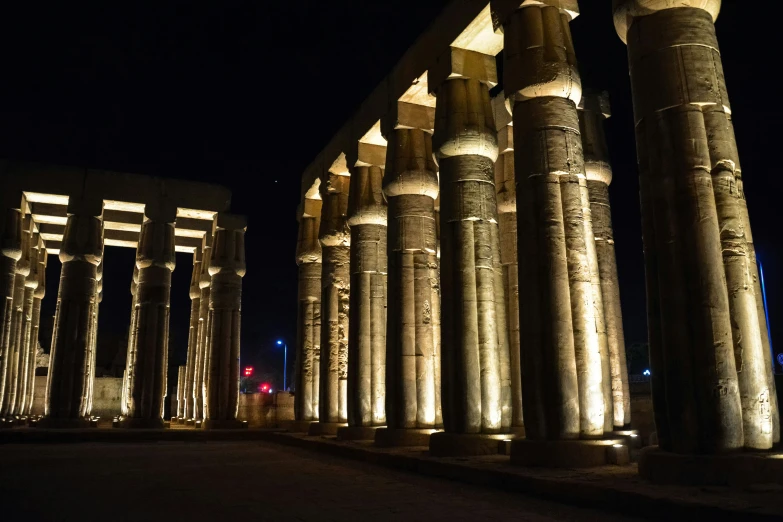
[375,428,439,447]
[202,419,247,430]
[37,418,94,429]
[511,438,628,468]
[336,426,382,441]
[185,419,196,426]
[639,446,783,487]
[429,431,520,457]
[116,418,165,429]
[307,422,346,436]
[612,429,642,449]
[0,418,15,429]
[283,420,317,433]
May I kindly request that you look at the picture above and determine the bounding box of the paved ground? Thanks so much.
[0,441,639,521]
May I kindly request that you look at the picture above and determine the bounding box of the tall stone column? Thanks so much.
[121,205,175,428]
[0,207,22,419]
[376,99,443,448]
[493,94,524,430]
[82,226,104,418]
[193,235,213,422]
[3,214,32,416]
[578,91,631,429]
[182,250,201,420]
[427,46,514,457]
[339,129,388,441]
[204,214,246,429]
[294,190,322,426]
[25,240,46,415]
[42,199,102,427]
[15,231,39,416]
[176,365,186,420]
[121,265,139,417]
[614,0,779,452]
[310,163,351,435]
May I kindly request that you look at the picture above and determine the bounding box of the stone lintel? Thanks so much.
[451,4,505,55]
[578,89,612,119]
[214,212,247,232]
[492,94,513,131]
[497,126,513,154]
[350,119,388,168]
[491,0,580,30]
[428,47,498,93]
[301,198,323,219]
[328,152,350,177]
[381,102,436,137]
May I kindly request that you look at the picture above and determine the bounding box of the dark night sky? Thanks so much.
[0,1,780,388]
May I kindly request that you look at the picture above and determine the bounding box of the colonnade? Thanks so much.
[293,0,780,467]
[0,187,247,429]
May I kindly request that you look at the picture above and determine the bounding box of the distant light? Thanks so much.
[244,366,254,377]
[613,444,624,449]
[630,434,638,438]
[643,369,651,376]
[277,340,283,345]
[268,389,274,394]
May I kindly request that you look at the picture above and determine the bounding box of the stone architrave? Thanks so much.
[0,207,22,415]
[429,47,512,436]
[493,94,524,430]
[578,90,631,429]
[15,232,40,416]
[42,198,103,427]
[381,99,443,439]
[183,251,201,420]
[4,214,32,416]
[26,240,46,415]
[614,0,779,452]
[315,163,351,430]
[122,204,176,428]
[294,187,322,424]
[345,127,388,434]
[493,1,609,442]
[204,214,246,429]
[193,234,213,421]
[121,265,139,417]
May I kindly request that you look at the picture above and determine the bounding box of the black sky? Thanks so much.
[1,1,781,387]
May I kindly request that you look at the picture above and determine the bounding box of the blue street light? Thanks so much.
[277,340,288,391]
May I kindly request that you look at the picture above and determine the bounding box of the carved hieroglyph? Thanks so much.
[614,0,779,452]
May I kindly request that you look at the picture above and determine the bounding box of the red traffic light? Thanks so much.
[260,382,270,392]
[244,366,254,377]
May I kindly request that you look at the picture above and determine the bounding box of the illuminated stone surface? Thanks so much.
[294,184,322,423]
[614,0,780,453]
[123,205,176,428]
[183,251,201,420]
[193,235,213,422]
[346,130,388,429]
[0,208,22,415]
[383,93,443,440]
[578,91,631,429]
[204,214,246,428]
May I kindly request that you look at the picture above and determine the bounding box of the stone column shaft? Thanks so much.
[26,245,45,415]
[0,208,22,413]
[431,58,511,434]
[319,171,351,424]
[347,158,387,428]
[205,215,246,425]
[16,233,39,415]
[384,119,442,430]
[295,196,322,422]
[121,266,139,416]
[579,92,631,429]
[183,252,201,419]
[499,3,607,439]
[193,242,212,421]
[615,1,778,452]
[45,202,102,423]
[82,228,103,418]
[494,95,524,429]
[125,213,175,426]
[176,365,185,419]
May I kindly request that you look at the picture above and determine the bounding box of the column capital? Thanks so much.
[613,0,721,42]
[136,219,176,272]
[492,0,580,27]
[209,213,247,277]
[34,242,47,299]
[60,200,103,266]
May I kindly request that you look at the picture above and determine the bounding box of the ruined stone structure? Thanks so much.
[291,0,780,478]
[0,164,246,428]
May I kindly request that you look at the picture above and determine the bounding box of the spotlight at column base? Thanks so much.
[639,447,783,487]
[282,420,317,433]
[612,429,642,449]
[202,419,247,430]
[336,425,383,441]
[116,418,165,429]
[306,422,347,437]
[37,418,94,430]
[429,431,520,457]
[374,428,439,448]
[511,438,627,468]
